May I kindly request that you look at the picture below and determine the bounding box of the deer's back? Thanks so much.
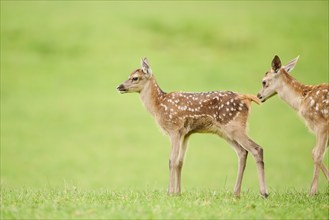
[157,91,250,135]
[300,83,329,131]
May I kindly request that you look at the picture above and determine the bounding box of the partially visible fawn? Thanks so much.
[117,58,268,197]
[257,55,329,195]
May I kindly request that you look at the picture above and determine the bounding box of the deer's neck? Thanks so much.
[276,72,310,111]
[139,76,165,117]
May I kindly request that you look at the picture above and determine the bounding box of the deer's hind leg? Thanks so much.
[235,133,268,198]
[310,129,329,195]
[227,139,248,197]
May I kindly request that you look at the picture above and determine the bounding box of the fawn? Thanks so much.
[257,55,329,195]
[117,58,268,197]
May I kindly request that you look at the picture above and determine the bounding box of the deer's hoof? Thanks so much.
[233,192,241,199]
[309,190,317,196]
[261,193,269,199]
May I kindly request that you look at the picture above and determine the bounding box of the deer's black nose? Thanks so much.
[117,84,124,91]
[257,93,262,99]
[117,84,126,92]
[257,93,266,102]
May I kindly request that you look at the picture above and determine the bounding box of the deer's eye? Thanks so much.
[262,80,266,87]
[132,77,138,81]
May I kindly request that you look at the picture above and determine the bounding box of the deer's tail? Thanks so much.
[240,94,261,105]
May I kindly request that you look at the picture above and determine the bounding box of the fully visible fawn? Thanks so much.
[117,58,268,197]
[257,55,329,195]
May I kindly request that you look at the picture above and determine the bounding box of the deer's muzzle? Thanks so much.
[116,84,127,93]
[257,93,266,103]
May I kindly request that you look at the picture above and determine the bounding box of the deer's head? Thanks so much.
[117,58,153,94]
[257,55,299,102]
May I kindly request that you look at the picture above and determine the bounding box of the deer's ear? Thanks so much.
[141,57,152,75]
[271,55,282,73]
[283,55,299,73]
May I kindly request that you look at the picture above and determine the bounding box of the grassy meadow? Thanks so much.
[1,1,328,219]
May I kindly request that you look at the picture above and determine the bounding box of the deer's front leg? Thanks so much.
[175,135,190,195]
[168,134,182,195]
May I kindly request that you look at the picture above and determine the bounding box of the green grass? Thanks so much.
[1,1,328,219]
[2,187,328,219]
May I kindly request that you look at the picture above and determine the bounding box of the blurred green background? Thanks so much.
[1,1,328,193]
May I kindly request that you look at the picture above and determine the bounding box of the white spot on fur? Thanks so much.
[160,103,168,111]
[310,99,315,107]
